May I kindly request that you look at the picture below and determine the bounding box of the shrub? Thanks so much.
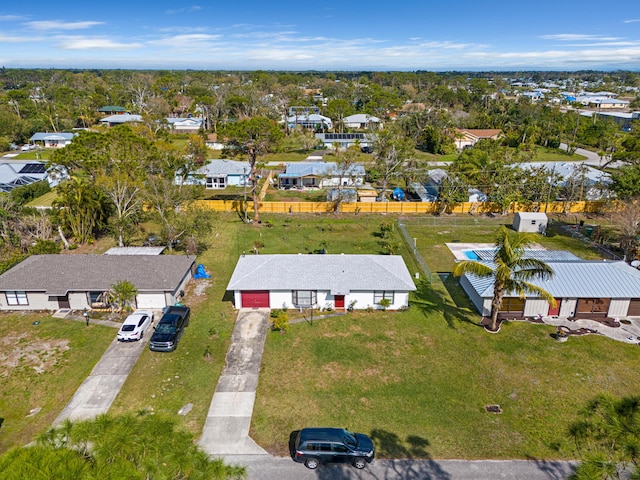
[271,310,289,333]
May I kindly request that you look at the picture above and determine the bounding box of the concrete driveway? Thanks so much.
[53,321,152,425]
[199,308,270,456]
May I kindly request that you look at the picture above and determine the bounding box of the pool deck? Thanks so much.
[446,242,545,261]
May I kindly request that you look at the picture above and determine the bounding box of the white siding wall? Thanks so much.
[524,298,551,317]
[69,292,90,310]
[482,299,492,317]
[560,298,577,317]
[609,299,630,317]
[459,276,486,315]
[233,289,411,310]
[0,292,54,311]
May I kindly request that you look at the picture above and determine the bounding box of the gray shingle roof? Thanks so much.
[0,254,195,295]
[227,254,416,294]
[279,162,365,178]
[198,160,250,176]
[465,260,640,299]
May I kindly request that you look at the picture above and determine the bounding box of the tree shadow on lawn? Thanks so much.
[412,278,481,330]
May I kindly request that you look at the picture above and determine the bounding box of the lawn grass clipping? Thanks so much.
[0,314,115,453]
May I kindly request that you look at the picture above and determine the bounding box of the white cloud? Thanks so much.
[624,19,640,24]
[0,34,43,43]
[165,6,202,15]
[56,37,142,50]
[539,34,621,41]
[0,15,26,21]
[148,33,223,49]
[27,20,104,31]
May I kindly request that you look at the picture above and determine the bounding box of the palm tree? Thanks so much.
[454,226,556,332]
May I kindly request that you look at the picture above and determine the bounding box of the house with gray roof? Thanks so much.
[343,114,382,129]
[29,132,77,148]
[458,254,640,319]
[176,159,250,189]
[165,117,204,133]
[0,254,195,311]
[227,254,416,310]
[286,113,332,130]
[278,161,365,189]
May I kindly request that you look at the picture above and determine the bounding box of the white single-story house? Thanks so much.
[165,117,204,133]
[177,159,250,189]
[315,133,376,150]
[99,114,143,127]
[0,254,196,311]
[575,96,630,109]
[227,254,416,310]
[287,113,332,130]
[278,161,365,189]
[513,212,548,233]
[29,132,77,148]
[516,162,612,200]
[454,129,503,150]
[458,251,640,319]
[343,114,382,129]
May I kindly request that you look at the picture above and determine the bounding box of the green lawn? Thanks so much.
[253,291,640,459]
[534,146,587,162]
[6,212,633,461]
[0,314,115,453]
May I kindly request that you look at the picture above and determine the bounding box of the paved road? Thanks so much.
[199,308,270,455]
[222,455,575,480]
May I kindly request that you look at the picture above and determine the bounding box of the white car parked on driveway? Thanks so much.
[117,310,154,342]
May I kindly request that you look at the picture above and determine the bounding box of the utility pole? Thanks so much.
[243,167,248,223]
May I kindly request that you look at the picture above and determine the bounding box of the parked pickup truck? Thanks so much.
[149,306,190,352]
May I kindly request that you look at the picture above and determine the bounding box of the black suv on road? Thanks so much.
[293,428,375,470]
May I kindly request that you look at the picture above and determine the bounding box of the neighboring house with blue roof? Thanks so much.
[0,161,50,192]
[99,114,142,127]
[29,132,77,148]
[458,253,640,319]
[278,161,365,189]
[227,254,416,310]
[176,159,250,189]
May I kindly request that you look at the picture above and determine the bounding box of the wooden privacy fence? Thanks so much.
[192,199,612,215]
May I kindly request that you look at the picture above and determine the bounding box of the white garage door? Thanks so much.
[136,294,167,309]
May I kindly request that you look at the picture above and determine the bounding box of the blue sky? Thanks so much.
[1,1,639,71]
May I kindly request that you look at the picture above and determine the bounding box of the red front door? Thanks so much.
[335,295,345,309]
[548,298,561,316]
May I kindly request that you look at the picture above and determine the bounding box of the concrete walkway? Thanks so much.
[53,324,151,425]
[199,308,270,455]
[542,316,640,344]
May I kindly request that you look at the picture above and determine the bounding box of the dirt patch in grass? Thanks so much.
[0,334,69,376]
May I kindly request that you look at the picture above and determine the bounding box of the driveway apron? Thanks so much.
[54,333,149,425]
[199,308,270,455]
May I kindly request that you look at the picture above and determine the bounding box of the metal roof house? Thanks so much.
[458,255,640,319]
[286,113,332,130]
[177,159,250,189]
[165,117,204,132]
[99,114,142,127]
[227,254,416,310]
[315,133,376,150]
[278,161,365,189]
[0,161,50,193]
[29,132,77,148]
[0,254,195,311]
[343,114,382,129]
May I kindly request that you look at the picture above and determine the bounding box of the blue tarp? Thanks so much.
[392,188,405,201]
[194,263,211,279]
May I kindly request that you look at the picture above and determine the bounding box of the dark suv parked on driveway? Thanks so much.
[293,427,374,470]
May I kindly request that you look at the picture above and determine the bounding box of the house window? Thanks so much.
[6,291,28,306]
[577,298,610,313]
[500,297,525,312]
[374,291,395,304]
[292,290,317,307]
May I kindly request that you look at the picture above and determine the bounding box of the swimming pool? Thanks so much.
[462,250,479,260]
